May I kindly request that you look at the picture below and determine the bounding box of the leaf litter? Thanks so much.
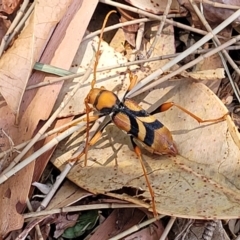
[1,0,240,239]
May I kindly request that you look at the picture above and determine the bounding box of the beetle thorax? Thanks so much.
[88,88,120,114]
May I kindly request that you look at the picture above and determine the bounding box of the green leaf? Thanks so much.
[62,210,99,238]
[34,62,74,76]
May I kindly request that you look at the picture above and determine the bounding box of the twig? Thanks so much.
[160,216,176,240]
[5,2,35,49]
[28,45,240,90]
[0,122,85,184]
[38,163,73,211]
[195,0,240,10]
[189,0,240,103]
[129,21,145,62]
[174,219,195,240]
[82,18,152,42]
[0,55,95,183]
[26,199,44,240]
[127,9,240,97]
[0,0,31,56]
[130,34,240,98]
[100,0,226,39]
[108,215,165,240]
[24,203,139,219]
[146,0,172,58]
[0,115,86,159]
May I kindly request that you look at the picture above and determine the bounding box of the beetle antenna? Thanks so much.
[85,10,117,166]
[91,10,117,89]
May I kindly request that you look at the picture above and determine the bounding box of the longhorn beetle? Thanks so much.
[77,11,227,217]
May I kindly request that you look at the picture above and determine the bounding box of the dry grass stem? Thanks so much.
[130,34,240,97]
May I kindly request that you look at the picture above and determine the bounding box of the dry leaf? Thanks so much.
[55,37,129,117]
[0,0,72,114]
[56,23,175,117]
[0,0,98,236]
[2,0,21,14]
[178,0,240,28]
[125,220,165,240]
[52,80,240,219]
[89,209,145,239]
[126,0,180,14]
[181,68,225,80]
[47,180,92,210]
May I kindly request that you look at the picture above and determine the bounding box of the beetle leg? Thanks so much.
[151,102,228,124]
[124,70,138,97]
[130,136,158,217]
[72,118,111,164]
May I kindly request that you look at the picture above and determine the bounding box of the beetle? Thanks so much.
[82,71,227,217]
[77,10,227,217]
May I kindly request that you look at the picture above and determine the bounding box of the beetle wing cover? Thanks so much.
[112,99,174,154]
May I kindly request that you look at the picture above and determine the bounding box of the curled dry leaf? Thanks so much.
[52,80,240,219]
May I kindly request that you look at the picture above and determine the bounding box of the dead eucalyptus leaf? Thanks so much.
[0,0,71,114]
[55,23,175,117]
[54,36,128,118]
[181,68,225,80]
[52,80,240,219]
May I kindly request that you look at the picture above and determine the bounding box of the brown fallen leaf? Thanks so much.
[125,219,165,240]
[1,0,21,14]
[0,0,72,115]
[47,180,92,210]
[180,68,225,80]
[56,23,175,117]
[52,80,240,219]
[126,0,181,14]
[89,209,145,240]
[0,0,99,236]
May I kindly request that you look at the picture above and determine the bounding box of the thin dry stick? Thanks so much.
[38,163,73,211]
[130,34,240,98]
[0,55,94,182]
[37,11,117,212]
[83,13,189,42]
[83,18,151,42]
[6,2,35,48]
[24,203,139,219]
[159,217,176,240]
[189,0,240,103]
[27,45,240,90]
[146,0,172,58]
[100,0,226,39]
[0,115,87,159]
[195,0,240,10]
[127,8,240,97]
[175,219,195,240]
[26,199,43,240]
[0,0,30,56]
[108,215,165,240]
[0,122,85,184]
[129,21,145,62]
